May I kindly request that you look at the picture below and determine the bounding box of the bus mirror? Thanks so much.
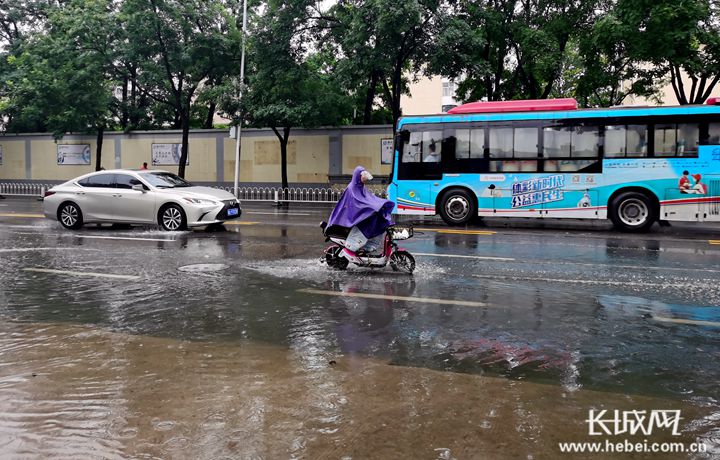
[399,130,410,143]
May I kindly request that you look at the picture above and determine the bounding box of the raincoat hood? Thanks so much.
[327,166,394,237]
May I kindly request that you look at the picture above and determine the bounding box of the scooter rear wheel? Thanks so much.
[325,246,349,270]
[390,251,415,274]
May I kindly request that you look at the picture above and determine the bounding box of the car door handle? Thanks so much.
[113,194,122,198]
[76,192,85,195]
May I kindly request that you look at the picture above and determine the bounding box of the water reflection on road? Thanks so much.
[0,215,719,457]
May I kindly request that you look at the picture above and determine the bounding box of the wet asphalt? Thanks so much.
[0,196,719,458]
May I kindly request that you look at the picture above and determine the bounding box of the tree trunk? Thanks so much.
[203,101,216,129]
[271,126,290,188]
[363,70,379,124]
[178,113,190,178]
[121,76,129,129]
[95,126,104,171]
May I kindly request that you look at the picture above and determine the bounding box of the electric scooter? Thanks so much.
[320,222,415,274]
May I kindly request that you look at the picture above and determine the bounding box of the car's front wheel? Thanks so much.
[58,202,84,230]
[159,204,187,231]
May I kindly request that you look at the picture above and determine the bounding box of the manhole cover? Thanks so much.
[178,263,229,273]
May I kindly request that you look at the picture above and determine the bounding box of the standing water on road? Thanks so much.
[1,206,719,458]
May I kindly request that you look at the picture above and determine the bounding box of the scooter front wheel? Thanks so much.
[390,251,415,274]
[325,246,349,270]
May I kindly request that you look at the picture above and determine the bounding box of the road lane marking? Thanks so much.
[0,213,45,218]
[414,227,496,235]
[653,316,720,328]
[710,240,720,245]
[246,211,312,216]
[72,235,176,242]
[22,268,140,280]
[414,252,515,261]
[223,221,259,226]
[298,288,488,308]
[0,247,98,253]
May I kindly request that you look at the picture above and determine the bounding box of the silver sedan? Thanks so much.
[43,169,242,231]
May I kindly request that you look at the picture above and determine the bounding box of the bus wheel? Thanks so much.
[439,189,476,226]
[610,192,656,232]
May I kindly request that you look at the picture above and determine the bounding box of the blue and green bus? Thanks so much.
[387,98,720,231]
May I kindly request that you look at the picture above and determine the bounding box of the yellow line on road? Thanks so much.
[298,288,488,308]
[415,227,496,235]
[0,213,44,218]
[653,316,720,328]
[710,240,720,245]
[22,267,140,280]
[223,221,259,226]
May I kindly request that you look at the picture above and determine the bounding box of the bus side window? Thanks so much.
[606,125,647,157]
[709,123,720,144]
[677,123,699,156]
[421,131,442,162]
[654,123,698,157]
[402,132,423,163]
[488,126,513,159]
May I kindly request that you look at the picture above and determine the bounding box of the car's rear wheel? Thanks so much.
[58,202,83,230]
[159,204,187,231]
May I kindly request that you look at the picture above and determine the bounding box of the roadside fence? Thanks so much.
[0,182,52,197]
[0,181,387,204]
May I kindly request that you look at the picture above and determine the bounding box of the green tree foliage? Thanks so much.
[575,14,660,107]
[4,0,118,169]
[120,0,240,177]
[431,0,604,103]
[234,0,352,189]
[614,0,720,104]
[326,0,440,128]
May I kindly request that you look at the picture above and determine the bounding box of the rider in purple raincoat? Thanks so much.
[327,166,394,253]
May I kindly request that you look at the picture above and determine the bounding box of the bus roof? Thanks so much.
[447,98,577,114]
[398,98,720,129]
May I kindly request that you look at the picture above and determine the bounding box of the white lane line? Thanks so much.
[245,211,313,216]
[71,235,176,242]
[533,260,720,275]
[0,248,98,253]
[23,268,140,280]
[414,252,515,261]
[471,273,691,288]
[653,316,720,328]
[298,288,489,308]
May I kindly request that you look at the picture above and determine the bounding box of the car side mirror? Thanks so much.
[132,184,146,192]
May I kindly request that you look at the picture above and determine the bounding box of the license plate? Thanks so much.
[227,207,238,217]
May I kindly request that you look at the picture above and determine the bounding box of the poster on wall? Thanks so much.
[57,144,91,165]
[381,138,394,165]
[151,143,188,166]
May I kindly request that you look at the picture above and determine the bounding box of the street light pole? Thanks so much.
[233,0,248,198]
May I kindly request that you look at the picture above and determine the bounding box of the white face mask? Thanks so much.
[360,170,373,182]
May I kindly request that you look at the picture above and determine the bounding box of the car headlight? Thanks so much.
[182,197,218,205]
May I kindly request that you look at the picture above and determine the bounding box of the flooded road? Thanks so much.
[1,197,719,458]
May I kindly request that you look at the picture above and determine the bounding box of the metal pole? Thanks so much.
[233,0,248,198]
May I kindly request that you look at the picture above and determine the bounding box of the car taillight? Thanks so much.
[44,191,55,197]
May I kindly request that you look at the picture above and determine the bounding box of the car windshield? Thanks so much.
[140,172,192,188]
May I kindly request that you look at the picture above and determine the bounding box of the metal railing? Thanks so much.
[214,185,387,203]
[0,182,52,197]
[0,181,386,203]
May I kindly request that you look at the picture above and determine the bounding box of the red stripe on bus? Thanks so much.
[661,197,720,205]
[398,204,434,211]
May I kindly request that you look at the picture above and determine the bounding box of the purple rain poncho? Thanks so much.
[327,166,394,238]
